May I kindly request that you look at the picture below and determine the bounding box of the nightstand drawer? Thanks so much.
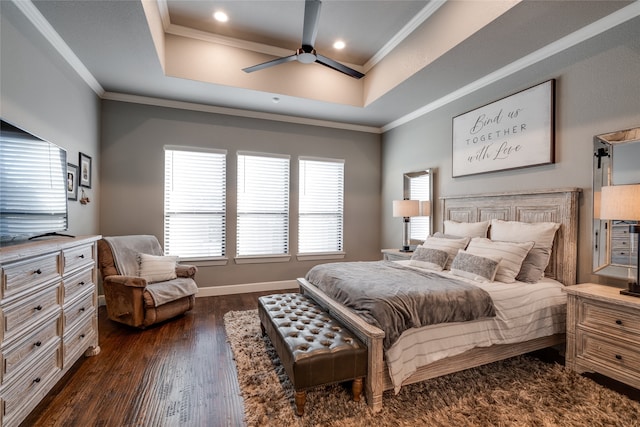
[579,299,640,340]
[577,330,640,379]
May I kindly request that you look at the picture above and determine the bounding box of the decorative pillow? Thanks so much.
[421,235,471,270]
[444,220,490,238]
[450,250,501,283]
[409,247,449,271]
[137,253,178,283]
[490,219,561,283]
[465,237,534,283]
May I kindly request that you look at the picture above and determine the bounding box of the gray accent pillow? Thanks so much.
[409,247,449,271]
[421,235,470,270]
[450,250,501,283]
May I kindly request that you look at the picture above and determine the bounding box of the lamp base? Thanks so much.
[621,281,640,298]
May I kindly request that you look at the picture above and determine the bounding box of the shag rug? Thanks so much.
[224,309,640,427]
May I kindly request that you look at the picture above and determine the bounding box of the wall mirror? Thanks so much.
[404,168,434,243]
[593,126,640,280]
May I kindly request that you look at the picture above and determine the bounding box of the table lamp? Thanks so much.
[393,199,420,252]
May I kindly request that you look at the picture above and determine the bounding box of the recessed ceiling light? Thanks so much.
[333,40,346,50]
[213,11,228,22]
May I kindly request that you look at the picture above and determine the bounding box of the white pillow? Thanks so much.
[409,247,449,271]
[465,237,534,283]
[490,219,561,282]
[422,235,470,270]
[137,253,178,283]
[444,220,490,238]
[450,250,501,283]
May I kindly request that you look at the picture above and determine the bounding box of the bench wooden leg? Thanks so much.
[295,390,306,416]
[352,377,363,402]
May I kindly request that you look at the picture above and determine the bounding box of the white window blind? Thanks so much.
[164,147,226,258]
[299,157,344,253]
[410,173,430,240]
[237,152,290,256]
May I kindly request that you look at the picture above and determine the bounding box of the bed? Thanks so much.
[297,188,581,412]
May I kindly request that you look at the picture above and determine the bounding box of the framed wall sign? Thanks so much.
[67,163,78,201]
[452,80,555,177]
[79,152,92,188]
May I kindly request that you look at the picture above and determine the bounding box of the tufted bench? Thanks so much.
[258,293,368,416]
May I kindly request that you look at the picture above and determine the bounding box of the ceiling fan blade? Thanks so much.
[302,0,322,48]
[315,54,365,79]
[243,54,297,73]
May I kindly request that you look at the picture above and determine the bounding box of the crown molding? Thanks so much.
[382,1,640,132]
[11,0,104,96]
[101,92,382,134]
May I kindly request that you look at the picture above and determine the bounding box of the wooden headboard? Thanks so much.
[440,188,581,286]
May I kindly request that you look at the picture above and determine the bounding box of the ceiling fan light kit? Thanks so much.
[242,0,365,79]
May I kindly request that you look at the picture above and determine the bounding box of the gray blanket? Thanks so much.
[305,261,496,349]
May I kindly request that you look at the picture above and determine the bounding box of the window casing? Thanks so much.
[164,147,226,259]
[237,152,290,257]
[298,157,344,254]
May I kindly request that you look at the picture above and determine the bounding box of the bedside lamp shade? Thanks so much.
[599,184,640,297]
[393,200,420,252]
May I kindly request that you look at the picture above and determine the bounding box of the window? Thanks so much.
[164,147,226,259]
[299,157,344,254]
[237,152,290,256]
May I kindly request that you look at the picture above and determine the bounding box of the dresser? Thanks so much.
[0,235,101,427]
[565,283,640,390]
[610,221,638,266]
[381,248,413,261]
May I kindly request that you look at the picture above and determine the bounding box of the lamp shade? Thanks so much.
[599,184,640,220]
[420,200,431,216]
[393,200,420,217]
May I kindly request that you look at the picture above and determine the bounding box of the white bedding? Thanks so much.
[386,260,567,392]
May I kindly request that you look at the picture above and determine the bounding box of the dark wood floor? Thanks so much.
[23,290,639,426]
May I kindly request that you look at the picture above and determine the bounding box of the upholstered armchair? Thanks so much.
[97,235,198,328]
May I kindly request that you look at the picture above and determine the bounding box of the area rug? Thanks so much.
[224,309,640,427]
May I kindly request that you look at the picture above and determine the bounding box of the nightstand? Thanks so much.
[565,283,640,390]
[381,248,413,261]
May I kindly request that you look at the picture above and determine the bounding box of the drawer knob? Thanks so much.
[615,319,623,325]
[33,377,41,384]
[34,269,42,275]
[79,281,86,286]
[34,305,43,311]
[79,334,85,339]
[79,254,85,259]
[34,341,42,347]
[615,354,623,360]
[79,307,85,313]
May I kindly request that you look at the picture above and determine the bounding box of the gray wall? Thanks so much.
[0,1,101,239]
[100,100,381,288]
[381,17,640,285]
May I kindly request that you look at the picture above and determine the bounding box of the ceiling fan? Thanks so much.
[242,0,365,79]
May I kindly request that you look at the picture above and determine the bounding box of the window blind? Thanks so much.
[237,152,290,256]
[164,147,226,258]
[298,157,344,253]
[410,173,430,240]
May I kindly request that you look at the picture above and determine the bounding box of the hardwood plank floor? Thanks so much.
[22,289,295,427]
[22,290,639,426]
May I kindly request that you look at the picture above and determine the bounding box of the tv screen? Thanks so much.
[0,119,69,243]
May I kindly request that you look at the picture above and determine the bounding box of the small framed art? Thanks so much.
[79,152,92,188]
[67,163,78,201]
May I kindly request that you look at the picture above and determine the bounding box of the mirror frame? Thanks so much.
[403,168,434,243]
[592,126,640,280]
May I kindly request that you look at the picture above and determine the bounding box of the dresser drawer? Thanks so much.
[577,329,640,379]
[62,290,95,332]
[1,315,60,385]
[1,344,61,427]
[1,253,60,299]
[63,269,93,305]
[578,299,640,340]
[1,285,61,344]
[63,315,96,367]
[62,244,94,275]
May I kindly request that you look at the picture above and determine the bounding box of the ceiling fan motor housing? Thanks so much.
[297,46,317,63]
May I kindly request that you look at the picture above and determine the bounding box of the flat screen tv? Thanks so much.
[0,119,69,244]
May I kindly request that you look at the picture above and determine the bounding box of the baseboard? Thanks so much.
[195,280,299,297]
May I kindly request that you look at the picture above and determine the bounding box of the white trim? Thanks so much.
[164,145,227,155]
[298,155,345,164]
[296,252,346,261]
[382,1,640,132]
[12,0,104,96]
[101,92,382,134]
[364,0,446,71]
[237,150,290,160]
[234,255,292,265]
[156,0,171,30]
[195,280,298,297]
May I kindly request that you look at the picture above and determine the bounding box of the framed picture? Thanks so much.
[67,163,78,201]
[79,152,92,188]
[452,80,555,177]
